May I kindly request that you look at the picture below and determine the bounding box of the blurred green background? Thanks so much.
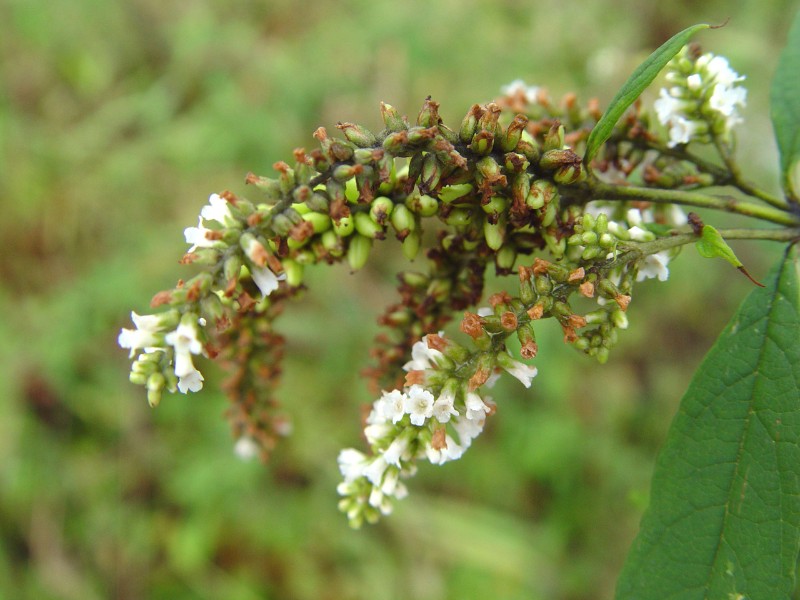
[1,0,797,598]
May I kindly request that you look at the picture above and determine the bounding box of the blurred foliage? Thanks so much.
[0,0,796,598]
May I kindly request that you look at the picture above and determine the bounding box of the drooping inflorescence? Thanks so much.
[120,46,758,525]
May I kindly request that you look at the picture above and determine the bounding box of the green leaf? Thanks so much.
[616,249,800,599]
[584,23,709,164]
[771,11,800,201]
[695,224,743,267]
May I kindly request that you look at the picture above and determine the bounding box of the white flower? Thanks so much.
[234,436,260,461]
[402,338,443,372]
[363,455,389,486]
[498,354,538,388]
[165,318,205,392]
[184,217,218,252]
[176,367,204,393]
[452,415,484,446]
[637,251,671,282]
[627,225,654,242]
[250,266,285,298]
[403,385,435,426]
[709,83,747,117]
[500,79,540,103]
[465,391,490,421]
[702,55,744,87]
[383,436,410,467]
[118,311,163,357]
[338,448,369,482]
[432,388,459,424]
[426,434,463,465]
[686,73,703,90]
[667,115,702,147]
[379,389,407,424]
[653,88,687,124]
[364,422,393,445]
[200,193,233,225]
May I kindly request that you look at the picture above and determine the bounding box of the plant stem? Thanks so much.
[590,182,800,226]
[620,227,800,257]
[711,135,789,209]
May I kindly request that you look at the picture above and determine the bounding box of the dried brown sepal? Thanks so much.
[425,333,447,353]
[150,290,173,307]
[520,340,538,359]
[180,253,199,265]
[568,267,585,283]
[615,294,632,312]
[527,303,544,320]
[500,311,518,331]
[460,312,485,339]
[532,257,551,275]
[489,291,513,308]
[404,370,426,387]
[579,281,595,298]
[431,427,447,451]
[567,314,587,329]
[468,368,491,390]
[562,326,578,344]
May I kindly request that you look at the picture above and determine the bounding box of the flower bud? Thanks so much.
[390,203,416,234]
[406,193,439,217]
[347,234,372,271]
[538,148,581,172]
[542,122,565,152]
[416,97,440,128]
[500,114,529,152]
[245,172,283,202]
[369,196,394,225]
[302,211,332,234]
[444,207,474,227]
[469,130,494,155]
[282,258,304,287]
[321,229,345,257]
[336,122,378,147]
[419,153,442,194]
[354,211,385,239]
[459,104,482,143]
[496,244,517,271]
[483,220,506,251]
[380,102,407,132]
[402,230,421,261]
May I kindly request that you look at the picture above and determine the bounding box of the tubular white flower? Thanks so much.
[402,339,444,372]
[338,448,369,482]
[176,366,204,393]
[636,251,671,282]
[118,312,162,357]
[501,79,540,103]
[165,317,205,392]
[184,217,219,252]
[667,115,702,147]
[250,266,285,298]
[497,353,538,388]
[200,193,233,225]
[709,83,747,117]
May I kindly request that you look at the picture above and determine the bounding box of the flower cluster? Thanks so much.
[653,47,747,147]
[119,42,766,525]
[337,335,534,527]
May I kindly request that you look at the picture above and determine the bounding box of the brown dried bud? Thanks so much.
[567,314,587,329]
[500,311,518,331]
[150,290,173,307]
[468,368,491,390]
[527,303,544,320]
[460,312,485,339]
[431,427,447,451]
[489,291,513,308]
[579,281,595,298]
[568,267,585,283]
[520,340,539,359]
[562,326,578,344]
[615,294,632,312]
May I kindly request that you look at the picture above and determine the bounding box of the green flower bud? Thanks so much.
[301,211,332,234]
[224,254,243,283]
[581,231,598,245]
[595,213,608,234]
[439,183,473,204]
[581,245,601,260]
[146,372,165,407]
[500,114,529,152]
[553,164,585,185]
[416,97,440,128]
[542,122,565,152]
[543,230,566,258]
[380,102,407,132]
[469,130,494,155]
[539,203,557,228]
[484,220,506,251]
[477,103,501,136]
[336,122,377,147]
[200,292,225,322]
[539,148,581,172]
[426,278,452,302]
[369,196,394,225]
[444,207,474,227]
[245,172,283,202]
[305,192,330,213]
[496,244,517,271]
[332,215,355,237]
[419,153,442,194]
[516,139,540,164]
[347,234,372,271]
[382,130,411,155]
[354,211,385,239]
[321,229,345,257]
[402,230,421,261]
[534,275,553,296]
[598,233,616,249]
[459,104,482,143]
[282,258,304,287]
[332,163,362,183]
[406,193,439,217]
[390,203,416,234]
[611,309,629,329]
